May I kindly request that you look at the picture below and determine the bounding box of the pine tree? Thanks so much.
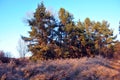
[22,2,117,60]
[84,19,116,57]
[58,8,78,58]
[22,2,57,60]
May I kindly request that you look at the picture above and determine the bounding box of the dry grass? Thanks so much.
[0,56,120,80]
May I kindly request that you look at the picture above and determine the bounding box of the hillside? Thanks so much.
[0,56,120,80]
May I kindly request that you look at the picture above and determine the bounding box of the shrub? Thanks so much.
[0,50,10,63]
[0,50,5,58]
[114,42,120,59]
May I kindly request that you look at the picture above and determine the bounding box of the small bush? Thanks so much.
[0,50,10,63]
[0,50,5,58]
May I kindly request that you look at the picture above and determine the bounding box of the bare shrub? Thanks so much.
[17,38,28,58]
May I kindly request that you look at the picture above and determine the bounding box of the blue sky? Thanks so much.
[0,0,120,57]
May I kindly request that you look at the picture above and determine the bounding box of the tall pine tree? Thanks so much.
[22,2,57,60]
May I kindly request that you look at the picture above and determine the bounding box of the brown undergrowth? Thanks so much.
[0,56,120,80]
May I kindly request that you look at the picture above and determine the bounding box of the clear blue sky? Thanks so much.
[0,0,120,57]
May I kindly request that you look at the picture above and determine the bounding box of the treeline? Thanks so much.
[22,2,119,60]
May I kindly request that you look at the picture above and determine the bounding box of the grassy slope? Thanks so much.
[0,56,120,80]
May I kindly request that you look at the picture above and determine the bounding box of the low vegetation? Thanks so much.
[0,56,120,80]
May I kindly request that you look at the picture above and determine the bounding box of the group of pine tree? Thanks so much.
[22,2,119,60]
